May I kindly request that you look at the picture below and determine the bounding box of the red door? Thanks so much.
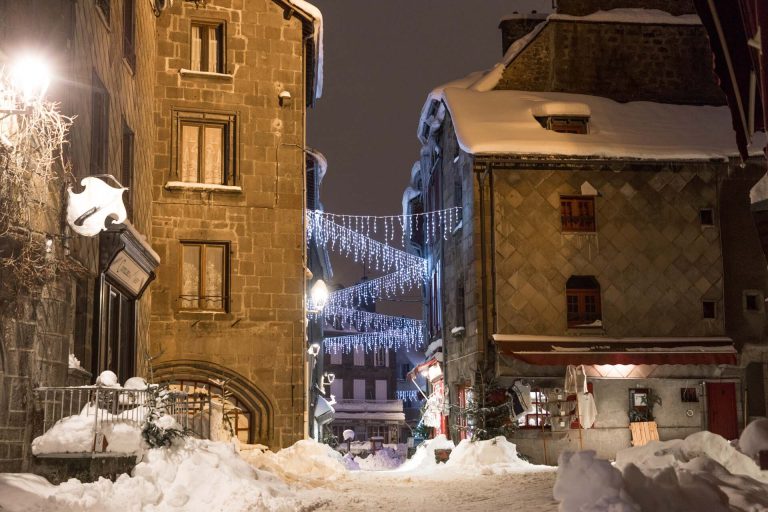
[706,382,738,440]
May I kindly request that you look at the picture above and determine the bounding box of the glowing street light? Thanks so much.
[308,279,329,313]
[9,54,51,104]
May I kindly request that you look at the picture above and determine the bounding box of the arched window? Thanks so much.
[566,276,602,328]
[168,379,252,443]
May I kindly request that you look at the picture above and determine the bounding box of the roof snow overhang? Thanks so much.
[273,0,323,105]
[493,334,737,366]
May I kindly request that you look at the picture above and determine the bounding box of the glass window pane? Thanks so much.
[181,124,200,182]
[208,27,219,72]
[204,245,224,309]
[181,245,200,308]
[203,126,223,184]
[191,25,202,71]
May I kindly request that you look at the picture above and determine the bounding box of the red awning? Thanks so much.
[694,0,767,159]
[493,334,737,366]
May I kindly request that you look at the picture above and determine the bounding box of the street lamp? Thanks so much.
[9,54,51,104]
[309,279,328,312]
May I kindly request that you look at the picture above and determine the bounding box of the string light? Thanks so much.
[324,326,424,354]
[318,306,424,332]
[396,390,422,402]
[324,263,427,309]
[308,207,462,247]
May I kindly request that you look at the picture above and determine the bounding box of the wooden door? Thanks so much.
[706,382,738,440]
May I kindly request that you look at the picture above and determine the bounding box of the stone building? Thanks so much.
[409,0,768,462]
[0,0,158,471]
[147,0,323,449]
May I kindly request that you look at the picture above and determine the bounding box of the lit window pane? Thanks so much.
[208,28,218,72]
[181,124,199,182]
[181,245,200,308]
[191,25,202,71]
[203,126,223,184]
[204,245,224,309]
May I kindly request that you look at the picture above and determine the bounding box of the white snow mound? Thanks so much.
[242,439,346,486]
[738,418,768,461]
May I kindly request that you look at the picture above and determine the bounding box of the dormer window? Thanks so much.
[532,102,591,134]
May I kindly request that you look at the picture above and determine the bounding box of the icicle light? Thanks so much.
[324,326,424,354]
[317,306,424,332]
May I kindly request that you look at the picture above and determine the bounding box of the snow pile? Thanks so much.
[446,436,545,475]
[737,418,768,462]
[354,447,403,471]
[554,429,768,512]
[397,434,455,472]
[95,370,120,387]
[68,354,84,370]
[31,404,147,455]
[341,452,360,470]
[242,439,347,486]
[0,439,298,512]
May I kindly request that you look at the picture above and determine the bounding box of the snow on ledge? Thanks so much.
[549,8,702,26]
[288,0,323,100]
[165,181,242,193]
[531,101,591,118]
[179,69,234,80]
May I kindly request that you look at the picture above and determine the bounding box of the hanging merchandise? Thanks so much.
[565,364,588,395]
[577,392,598,429]
[324,325,424,354]
[307,207,462,248]
[319,305,424,332]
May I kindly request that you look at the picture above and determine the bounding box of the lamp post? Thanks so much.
[306,278,329,440]
[2,54,51,116]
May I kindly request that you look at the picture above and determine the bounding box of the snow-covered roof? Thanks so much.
[442,87,764,160]
[286,0,323,101]
[417,8,767,161]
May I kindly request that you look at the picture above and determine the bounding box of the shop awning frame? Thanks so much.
[493,334,737,366]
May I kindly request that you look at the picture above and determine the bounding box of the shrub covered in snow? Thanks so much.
[354,447,403,470]
[141,385,187,448]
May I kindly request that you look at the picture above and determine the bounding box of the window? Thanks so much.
[174,110,237,185]
[561,196,596,232]
[180,242,229,311]
[353,346,365,366]
[191,21,225,73]
[700,208,715,226]
[353,379,365,400]
[329,378,343,401]
[373,347,388,367]
[537,116,589,134]
[96,0,110,23]
[429,265,442,337]
[400,363,412,381]
[375,380,387,401]
[330,351,342,365]
[744,291,762,312]
[367,425,389,443]
[168,380,252,443]
[96,282,135,382]
[121,120,134,216]
[519,390,549,428]
[703,300,716,319]
[566,276,602,328]
[123,0,135,70]
[455,279,465,328]
[91,73,109,175]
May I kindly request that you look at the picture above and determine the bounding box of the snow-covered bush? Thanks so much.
[141,384,186,448]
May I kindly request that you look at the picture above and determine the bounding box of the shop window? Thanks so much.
[168,379,252,443]
[566,276,602,328]
[191,21,225,73]
[180,241,229,311]
[560,196,596,232]
[703,300,716,319]
[123,0,135,70]
[91,72,109,175]
[173,110,237,185]
[519,390,549,428]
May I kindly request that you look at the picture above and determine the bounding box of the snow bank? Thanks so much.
[554,430,768,512]
[446,436,546,475]
[242,439,347,486]
[1,439,298,512]
[354,447,403,471]
[397,434,455,472]
[738,418,768,461]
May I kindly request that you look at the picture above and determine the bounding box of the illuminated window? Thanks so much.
[180,241,228,311]
[191,21,225,73]
[173,110,237,185]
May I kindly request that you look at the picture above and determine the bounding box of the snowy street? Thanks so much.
[294,469,558,512]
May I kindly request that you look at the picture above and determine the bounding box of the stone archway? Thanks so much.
[152,360,274,445]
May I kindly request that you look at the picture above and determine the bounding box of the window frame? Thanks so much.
[566,277,602,328]
[121,119,134,217]
[560,195,596,233]
[96,0,110,24]
[190,20,226,74]
[703,300,716,319]
[122,0,136,71]
[179,241,230,312]
[91,72,110,175]
[172,109,237,185]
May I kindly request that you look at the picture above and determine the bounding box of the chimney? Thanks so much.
[498,11,548,55]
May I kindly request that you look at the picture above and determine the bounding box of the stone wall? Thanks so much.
[149,0,309,449]
[490,163,726,338]
[496,20,725,105]
[0,0,157,471]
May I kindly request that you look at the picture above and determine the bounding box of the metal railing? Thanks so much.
[34,386,212,452]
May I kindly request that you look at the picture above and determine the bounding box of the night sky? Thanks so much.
[307,0,550,312]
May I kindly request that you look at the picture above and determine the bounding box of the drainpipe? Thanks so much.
[476,163,491,414]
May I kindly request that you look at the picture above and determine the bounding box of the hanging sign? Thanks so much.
[66,177,127,237]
